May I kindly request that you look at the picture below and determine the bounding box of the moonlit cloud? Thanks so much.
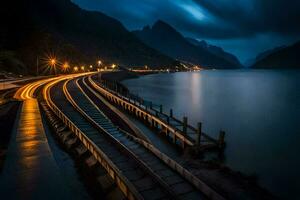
[179,1,205,21]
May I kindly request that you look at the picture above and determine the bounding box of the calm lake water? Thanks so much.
[123,70,300,199]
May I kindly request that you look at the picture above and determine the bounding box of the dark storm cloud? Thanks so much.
[191,0,300,38]
[71,0,300,62]
[72,0,300,39]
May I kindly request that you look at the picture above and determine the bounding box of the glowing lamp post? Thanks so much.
[98,60,102,66]
[49,58,57,75]
[73,66,78,72]
[97,60,102,71]
[50,59,56,66]
[62,62,69,72]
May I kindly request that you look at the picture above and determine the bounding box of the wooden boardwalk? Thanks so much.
[44,76,223,199]
[0,99,73,199]
[89,75,225,150]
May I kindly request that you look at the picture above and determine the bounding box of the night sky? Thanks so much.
[72,0,300,63]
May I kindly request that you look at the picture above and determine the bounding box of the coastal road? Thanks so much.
[0,76,53,91]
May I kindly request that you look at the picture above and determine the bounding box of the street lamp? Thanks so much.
[73,66,78,72]
[62,62,69,72]
[50,59,56,66]
[111,64,116,69]
[81,66,85,71]
[97,60,102,66]
[48,58,57,75]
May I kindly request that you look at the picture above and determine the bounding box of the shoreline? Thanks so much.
[99,70,158,82]
[98,70,276,199]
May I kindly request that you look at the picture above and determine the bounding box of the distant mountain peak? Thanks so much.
[185,37,208,48]
[153,20,169,27]
[185,37,242,67]
[252,41,300,69]
[142,25,151,31]
[255,45,286,62]
[133,21,242,68]
[198,40,208,46]
[152,20,179,33]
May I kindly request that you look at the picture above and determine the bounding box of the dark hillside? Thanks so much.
[0,0,175,74]
[252,41,300,69]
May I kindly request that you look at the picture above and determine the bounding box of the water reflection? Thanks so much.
[123,70,300,199]
[17,99,44,194]
[190,72,201,107]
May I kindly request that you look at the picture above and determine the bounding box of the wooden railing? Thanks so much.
[43,78,143,200]
[89,75,225,149]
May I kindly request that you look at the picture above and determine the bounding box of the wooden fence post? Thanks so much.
[196,122,202,146]
[183,117,188,134]
[170,109,173,118]
[218,130,226,148]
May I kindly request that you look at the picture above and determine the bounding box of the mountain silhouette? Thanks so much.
[133,20,241,69]
[186,37,242,67]
[252,41,300,68]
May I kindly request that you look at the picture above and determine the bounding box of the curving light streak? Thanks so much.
[14,72,96,101]
[15,78,61,100]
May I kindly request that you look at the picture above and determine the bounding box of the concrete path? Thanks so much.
[0,76,51,91]
[0,98,73,199]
